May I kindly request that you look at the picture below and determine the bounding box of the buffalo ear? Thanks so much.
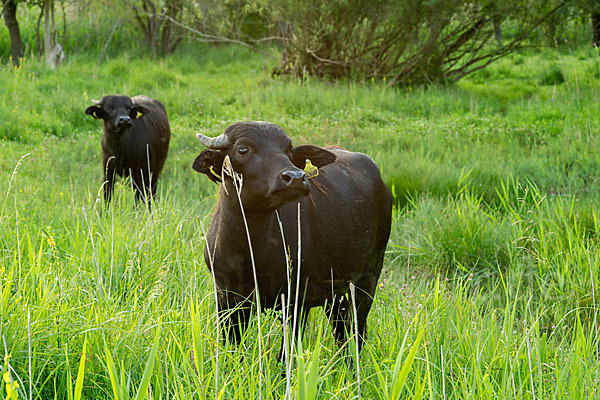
[192,150,226,184]
[85,105,105,120]
[130,104,150,119]
[291,145,336,169]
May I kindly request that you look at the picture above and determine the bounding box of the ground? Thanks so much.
[0,44,599,398]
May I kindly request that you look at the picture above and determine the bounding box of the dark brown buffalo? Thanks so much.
[193,121,392,352]
[85,95,171,205]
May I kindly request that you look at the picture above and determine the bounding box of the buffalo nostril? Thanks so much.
[118,116,131,125]
[281,169,305,185]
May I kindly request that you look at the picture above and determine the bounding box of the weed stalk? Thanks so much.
[222,155,263,398]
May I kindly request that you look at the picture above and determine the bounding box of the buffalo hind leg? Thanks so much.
[329,283,376,355]
[131,170,153,208]
[329,295,351,347]
[351,277,379,354]
[328,294,360,369]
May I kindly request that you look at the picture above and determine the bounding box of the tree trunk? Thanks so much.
[35,7,43,60]
[593,11,600,47]
[493,18,503,47]
[44,0,52,60]
[2,0,23,67]
[43,0,64,68]
[132,0,182,57]
[60,0,66,46]
[51,0,56,45]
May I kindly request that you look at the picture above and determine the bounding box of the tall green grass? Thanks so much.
[0,44,599,398]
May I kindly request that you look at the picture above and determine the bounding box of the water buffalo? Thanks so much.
[193,121,392,352]
[85,95,171,205]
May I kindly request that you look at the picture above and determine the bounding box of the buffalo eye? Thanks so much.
[238,146,249,155]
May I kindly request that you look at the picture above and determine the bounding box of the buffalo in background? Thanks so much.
[193,121,392,353]
[85,95,171,205]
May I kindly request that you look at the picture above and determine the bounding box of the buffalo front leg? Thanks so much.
[277,305,308,363]
[103,156,116,205]
[218,295,251,345]
[150,179,158,201]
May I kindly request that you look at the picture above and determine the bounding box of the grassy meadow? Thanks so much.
[1,43,600,399]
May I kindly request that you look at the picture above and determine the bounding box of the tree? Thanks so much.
[562,0,600,47]
[132,0,275,54]
[585,0,600,46]
[265,0,568,85]
[2,0,24,67]
[131,0,184,56]
[23,0,65,67]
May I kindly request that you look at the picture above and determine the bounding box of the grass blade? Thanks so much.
[134,326,161,400]
[296,337,307,400]
[74,338,87,400]
[104,345,123,400]
[391,327,424,399]
[307,328,322,399]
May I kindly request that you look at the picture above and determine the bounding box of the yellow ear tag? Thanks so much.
[304,159,319,179]
[209,166,221,180]
[136,111,143,119]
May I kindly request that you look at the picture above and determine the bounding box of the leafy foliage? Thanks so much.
[266,0,568,84]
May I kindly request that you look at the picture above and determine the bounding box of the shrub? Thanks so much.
[265,0,567,85]
[538,64,565,85]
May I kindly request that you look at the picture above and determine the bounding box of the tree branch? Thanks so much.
[161,14,279,58]
[0,1,8,20]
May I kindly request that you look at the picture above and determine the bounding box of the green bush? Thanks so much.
[539,64,565,85]
[265,0,568,85]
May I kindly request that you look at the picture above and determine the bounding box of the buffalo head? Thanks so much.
[193,122,336,211]
[85,95,150,133]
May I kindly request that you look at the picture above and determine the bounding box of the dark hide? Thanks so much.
[85,95,171,205]
[192,121,392,354]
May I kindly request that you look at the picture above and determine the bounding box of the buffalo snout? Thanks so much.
[117,115,132,128]
[281,168,305,185]
[279,168,309,193]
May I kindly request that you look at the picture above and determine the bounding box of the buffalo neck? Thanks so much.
[102,124,129,146]
[214,186,279,257]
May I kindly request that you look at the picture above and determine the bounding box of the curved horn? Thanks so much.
[91,99,101,105]
[196,133,231,150]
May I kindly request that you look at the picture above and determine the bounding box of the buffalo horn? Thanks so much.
[196,133,230,149]
[91,99,101,105]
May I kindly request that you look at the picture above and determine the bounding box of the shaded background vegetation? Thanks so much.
[2,0,600,79]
